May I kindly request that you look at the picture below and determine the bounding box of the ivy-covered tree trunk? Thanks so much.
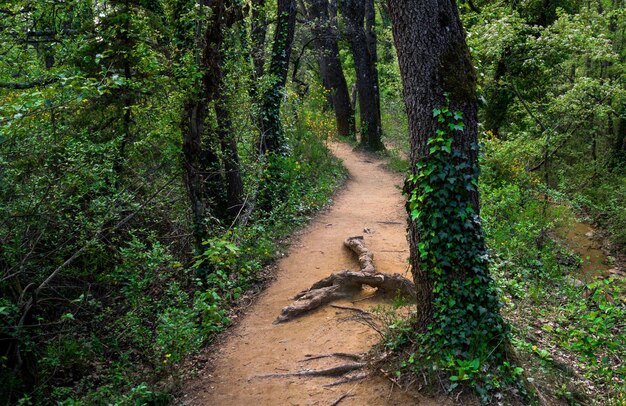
[342,0,383,151]
[259,0,296,154]
[387,0,508,361]
[309,0,355,137]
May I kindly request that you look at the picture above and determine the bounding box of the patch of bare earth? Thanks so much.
[181,143,446,406]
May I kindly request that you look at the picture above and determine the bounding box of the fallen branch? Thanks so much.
[274,236,415,323]
[329,391,353,406]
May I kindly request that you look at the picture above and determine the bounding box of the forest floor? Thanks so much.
[181,142,445,405]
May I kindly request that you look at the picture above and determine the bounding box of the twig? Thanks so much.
[256,362,365,379]
[329,391,353,406]
[330,304,372,315]
[301,352,364,362]
[352,293,378,303]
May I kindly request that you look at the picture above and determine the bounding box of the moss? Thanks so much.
[440,37,477,106]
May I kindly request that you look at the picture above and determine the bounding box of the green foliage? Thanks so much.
[480,127,626,403]
[465,3,626,252]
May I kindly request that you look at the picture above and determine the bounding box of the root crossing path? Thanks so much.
[183,143,442,406]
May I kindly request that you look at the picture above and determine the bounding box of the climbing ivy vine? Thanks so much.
[403,105,525,401]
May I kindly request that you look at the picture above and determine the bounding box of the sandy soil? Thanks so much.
[182,143,444,406]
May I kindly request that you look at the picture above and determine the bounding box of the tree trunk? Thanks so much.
[308,0,355,137]
[342,0,383,151]
[259,0,297,154]
[387,0,485,330]
[251,0,268,81]
[201,1,244,220]
[365,0,382,134]
[483,48,513,138]
[614,104,626,164]
[182,0,245,243]
[182,99,212,245]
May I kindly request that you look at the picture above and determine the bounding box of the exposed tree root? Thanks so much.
[344,235,376,273]
[329,391,354,406]
[301,352,364,362]
[256,362,366,379]
[274,236,415,323]
[324,371,369,387]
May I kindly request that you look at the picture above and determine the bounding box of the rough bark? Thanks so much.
[308,0,355,137]
[387,0,480,328]
[259,0,297,154]
[275,236,415,323]
[342,0,383,151]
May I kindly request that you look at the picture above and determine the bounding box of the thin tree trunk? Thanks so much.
[483,48,513,138]
[365,0,382,134]
[614,104,626,164]
[216,100,245,217]
[251,0,267,80]
[201,1,244,219]
[182,0,245,243]
[259,0,297,154]
[309,0,355,137]
[342,0,383,151]
[182,99,210,245]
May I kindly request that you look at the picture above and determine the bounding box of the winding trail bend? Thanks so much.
[183,143,442,406]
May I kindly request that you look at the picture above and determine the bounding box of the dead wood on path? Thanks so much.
[274,236,415,323]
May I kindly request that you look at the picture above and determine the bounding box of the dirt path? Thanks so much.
[182,143,442,406]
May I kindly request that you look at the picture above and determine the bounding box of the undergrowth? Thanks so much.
[2,102,345,405]
[481,134,626,404]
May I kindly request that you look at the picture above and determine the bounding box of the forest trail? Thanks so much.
[183,143,442,405]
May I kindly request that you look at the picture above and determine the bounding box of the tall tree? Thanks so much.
[342,0,383,150]
[387,0,510,382]
[307,0,355,137]
[181,0,245,245]
[259,0,297,154]
[251,0,269,81]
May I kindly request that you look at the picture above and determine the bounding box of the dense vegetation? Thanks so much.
[1,0,624,404]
